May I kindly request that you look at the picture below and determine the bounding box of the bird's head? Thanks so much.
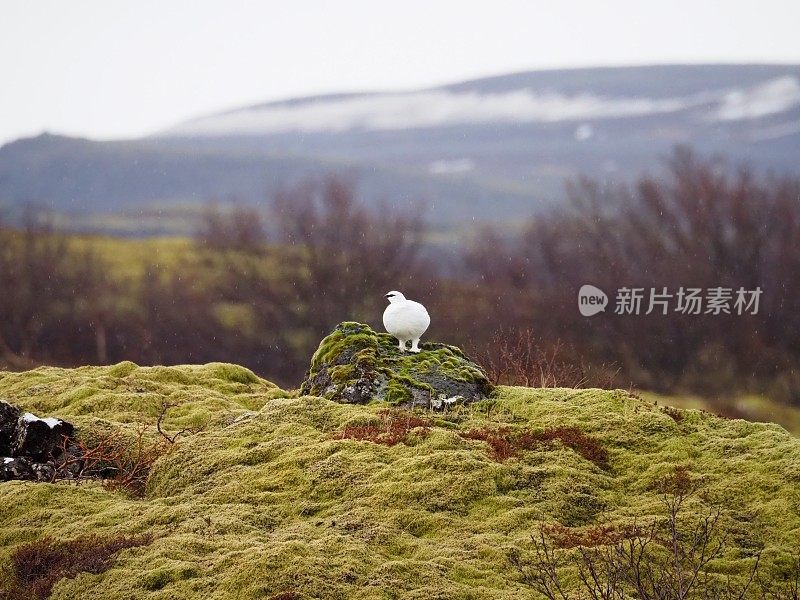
[384,291,406,304]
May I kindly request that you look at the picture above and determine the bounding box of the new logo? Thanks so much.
[578,285,608,317]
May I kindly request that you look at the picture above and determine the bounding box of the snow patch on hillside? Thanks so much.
[715,77,800,121]
[429,158,475,174]
[168,90,696,135]
[165,77,800,136]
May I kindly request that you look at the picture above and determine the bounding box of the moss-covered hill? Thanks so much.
[0,363,799,599]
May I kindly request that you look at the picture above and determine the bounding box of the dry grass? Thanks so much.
[0,534,152,600]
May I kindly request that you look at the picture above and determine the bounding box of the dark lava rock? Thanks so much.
[1,400,76,482]
[300,322,493,408]
[1,456,55,482]
[13,413,74,461]
[0,401,20,455]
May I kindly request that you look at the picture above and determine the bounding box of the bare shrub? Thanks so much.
[0,209,90,369]
[465,148,800,399]
[54,424,172,498]
[507,526,570,600]
[271,176,427,337]
[156,400,202,444]
[474,329,621,389]
[196,202,265,253]
[508,467,763,600]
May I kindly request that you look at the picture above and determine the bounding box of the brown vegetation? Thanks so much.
[332,409,432,446]
[0,534,152,600]
[53,424,171,498]
[661,405,685,422]
[459,425,608,467]
[473,328,620,388]
[2,149,799,406]
[465,148,800,402]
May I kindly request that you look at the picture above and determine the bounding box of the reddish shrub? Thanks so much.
[56,424,172,498]
[333,409,432,446]
[473,329,621,389]
[460,425,608,468]
[1,534,152,600]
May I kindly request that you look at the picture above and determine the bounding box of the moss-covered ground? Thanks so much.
[643,390,800,436]
[0,363,798,599]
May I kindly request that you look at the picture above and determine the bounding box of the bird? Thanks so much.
[383,291,430,353]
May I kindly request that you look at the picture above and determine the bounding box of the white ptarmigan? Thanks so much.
[382,291,430,353]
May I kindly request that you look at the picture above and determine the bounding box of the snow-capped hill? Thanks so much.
[165,74,800,136]
[1,65,799,232]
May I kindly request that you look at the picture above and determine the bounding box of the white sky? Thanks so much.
[1,0,799,145]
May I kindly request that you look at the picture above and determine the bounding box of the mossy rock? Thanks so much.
[300,321,493,407]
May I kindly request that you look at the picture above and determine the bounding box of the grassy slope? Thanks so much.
[643,391,800,436]
[0,363,798,599]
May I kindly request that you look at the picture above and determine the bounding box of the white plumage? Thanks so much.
[382,291,430,352]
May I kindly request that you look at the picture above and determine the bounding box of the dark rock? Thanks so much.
[0,400,21,455]
[2,457,30,481]
[1,456,55,482]
[13,413,74,461]
[1,401,83,484]
[300,322,493,408]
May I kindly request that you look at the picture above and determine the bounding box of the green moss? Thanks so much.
[0,362,284,432]
[107,361,138,378]
[385,380,414,405]
[301,322,492,406]
[0,368,798,598]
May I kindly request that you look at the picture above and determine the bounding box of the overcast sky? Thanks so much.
[1,0,799,146]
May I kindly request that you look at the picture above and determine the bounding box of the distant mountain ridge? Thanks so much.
[1,64,799,233]
[167,64,800,135]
